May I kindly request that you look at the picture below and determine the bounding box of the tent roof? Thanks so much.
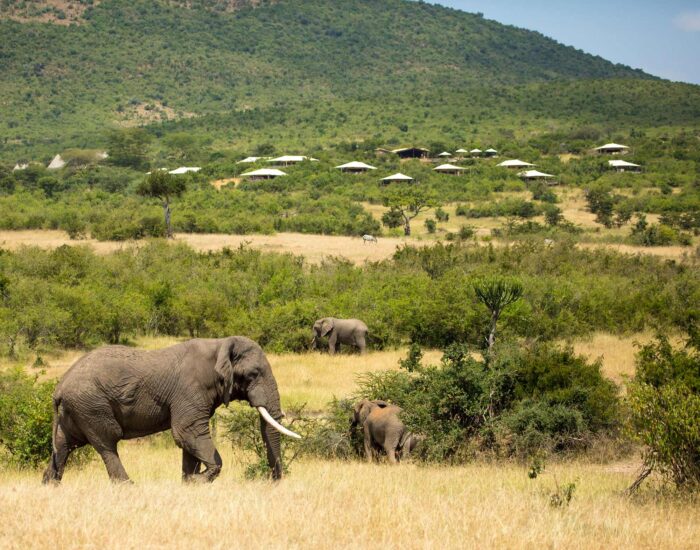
[470,148,483,153]
[391,147,430,153]
[335,161,377,170]
[47,154,66,170]
[437,151,452,157]
[497,159,535,168]
[241,168,288,177]
[608,160,641,168]
[268,155,317,163]
[518,170,554,178]
[237,156,266,164]
[595,143,629,150]
[382,172,414,181]
[485,148,498,153]
[455,148,469,153]
[434,164,466,171]
[169,167,201,175]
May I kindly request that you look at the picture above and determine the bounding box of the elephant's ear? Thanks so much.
[372,400,389,408]
[321,318,334,337]
[215,337,237,407]
[358,399,374,425]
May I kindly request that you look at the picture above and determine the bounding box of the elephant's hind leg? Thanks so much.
[93,441,130,483]
[42,424,84,485]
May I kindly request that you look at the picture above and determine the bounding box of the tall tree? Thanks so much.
[382,186,439,236]
[137,171,186,239]
[474,277,523,357]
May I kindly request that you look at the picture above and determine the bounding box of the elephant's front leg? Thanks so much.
[173,418,222,483]
[182,449,202,482]
[328,333,338,355]
[363,425,373,463]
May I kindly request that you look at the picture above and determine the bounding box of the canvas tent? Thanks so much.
[335,161,377,173]
[237,156,266,164]
[169,167,201,175]
[608,160,641,172]
[595,143,629,155]
[484,148,499,157]
[241,168,288,180]
[434,164,466,175]
[518,170,556,182]
[437,151,452,158]
[47,154,66,170]
[391,147,430,159]
[470,148,483,156]
[497,159,535,169]
[267,155,318,166]
[381,173,414,184]
[455,148,469,155]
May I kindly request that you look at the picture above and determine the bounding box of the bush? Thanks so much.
[627,335,700,492]
[0,368,55,467]
[355,341,620,462]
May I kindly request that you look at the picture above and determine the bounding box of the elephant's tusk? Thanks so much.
[258,407,302,439]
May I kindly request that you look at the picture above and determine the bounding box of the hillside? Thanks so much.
[1,0,699,160]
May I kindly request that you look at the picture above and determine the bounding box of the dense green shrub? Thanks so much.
[627,335,700,492]
[355,341,620,462]
[0,368,55,467]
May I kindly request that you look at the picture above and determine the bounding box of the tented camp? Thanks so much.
[12,163,28,171]
[484,148,499,157]
[497,159,535,169]
[595,143,629,155]
[47,154,66,170]
[470,149,483,157]
[391,147,430,159]
[381,173,414,184]
[241,168,288,180]
[608,160,642,173]
[434,164,466,175]
[267,155,318,166]
[518,170,557,183]
[335,161,377,173]
[455,148,469,156]
[169,167,201,175]
[437,151,452,158]
[237,156,266,164]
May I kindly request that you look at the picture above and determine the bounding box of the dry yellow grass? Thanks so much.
[1,449,698,549]
[2,335,699,548]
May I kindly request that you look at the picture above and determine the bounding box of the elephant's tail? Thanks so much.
[398,430,412,450]
[50,397,60,460]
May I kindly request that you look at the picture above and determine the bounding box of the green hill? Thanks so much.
[1,0,699,160]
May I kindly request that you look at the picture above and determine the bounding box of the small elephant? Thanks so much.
[312,317,368,355]
[351,399,419,464]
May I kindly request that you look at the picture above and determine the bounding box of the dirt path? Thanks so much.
[0,230,695,264]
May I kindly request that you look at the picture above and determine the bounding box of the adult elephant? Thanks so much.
[42,336,300,484]
[351,399,421,464]
[312,317,368,355]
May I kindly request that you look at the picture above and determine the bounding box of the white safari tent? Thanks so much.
[267,155,318,166]
[437,151,452,158]
[595,143,629,155]
[455,148,469,155]
[470,148,483,156]
[241,168,288,180]
[47,154,66,170]
[335,161,377,173]
[381,173,414,184]
[608,160,642,172]
[237,156,267,164]
[484,148,499,157]
[169,167,201,175]
[518,170,556,182]
[434,164,466,175]
[498,159,535,169]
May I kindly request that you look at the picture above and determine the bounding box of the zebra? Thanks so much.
[362,234,378,245]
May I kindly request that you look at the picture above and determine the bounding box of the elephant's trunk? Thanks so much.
[260,416,283,480]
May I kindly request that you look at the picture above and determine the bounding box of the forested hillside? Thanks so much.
[2,0,699,160]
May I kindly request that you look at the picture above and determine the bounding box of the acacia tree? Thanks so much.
[137,171,186,239]
[474,277,523,357]
[382,186,439,236]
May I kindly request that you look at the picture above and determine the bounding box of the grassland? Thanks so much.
[1,336,699,549]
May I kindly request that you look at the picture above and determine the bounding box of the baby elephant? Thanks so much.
[351,399,421,464]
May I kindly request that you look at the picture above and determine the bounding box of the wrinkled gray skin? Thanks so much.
[312,317,368,355]
[351,399,420,464]
[42,337,285,484]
